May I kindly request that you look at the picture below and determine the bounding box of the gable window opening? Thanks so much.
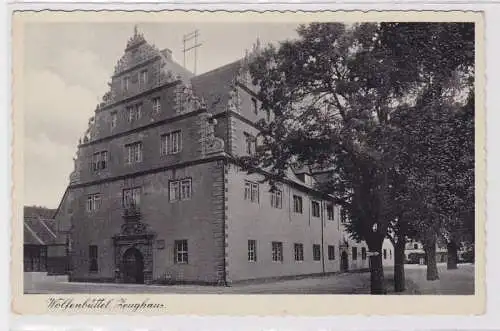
[311,201,320,218]
[270,188,283,209]
[313,244,321,261]
[139,70,148,88]
[89,245,98,272]
[92,151,108,171]
[252,98,258,115]
[122,76,130,92]
[128,103,142,122]
[86,193,101,212]
[328,245,335,260]
[161,131,182,155]
[294,243,304,262]
[248,240,257,262]
[272,241,283,262]
[293,195,303,214]
[125,142,142,164]
[152,97,161,113]
[111,111,117,129]
[174,240,188,264]
[244,181,259,203]
[169,178,192,202]
[123,187,141,208]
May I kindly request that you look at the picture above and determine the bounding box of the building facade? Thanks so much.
[54,28,394,285]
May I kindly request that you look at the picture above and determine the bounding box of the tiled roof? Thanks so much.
[23,206,63,246]
[191,59,242,114]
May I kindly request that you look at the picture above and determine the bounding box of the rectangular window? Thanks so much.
[294,243,304,262]
[123,187,141,208]
[313,244,321,261]
[272,241,283,262]
[352,247,358,261]
[161,131,182,155]
[152,97,161,113]
[328,245,335,260]
[244,133,256,155]
[92,151,108,171]
[244,181,259,203]
[89,245,98,272]
[327,204,334,221]
[125,142,142,164]
[311,201,320,217]
[139,70,148,88]
[293,195,303,213]
[174,240,188,264]
[252,98,258,115]
[248,240,257,262]
[111,111,117,128]
[122,76,129,92]
[270,189,283,209]
[86,194,101,212]
[169,178,192,202]
[383,249,387,260]
[127,104,142,122]
[362,247,367,260]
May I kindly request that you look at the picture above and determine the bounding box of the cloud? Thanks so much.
[23,68,104,208]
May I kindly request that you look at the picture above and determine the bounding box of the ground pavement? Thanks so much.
[25,263,474,295]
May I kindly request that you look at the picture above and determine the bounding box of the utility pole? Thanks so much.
[182,30,202,74]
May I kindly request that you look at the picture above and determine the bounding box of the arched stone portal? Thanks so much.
[112,206,156,284]
[122,247,145,284]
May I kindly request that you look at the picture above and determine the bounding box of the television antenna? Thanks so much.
[182,30,202,74]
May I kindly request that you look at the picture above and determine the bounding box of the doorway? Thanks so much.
[122,247,144,284]
[341,251,349,272]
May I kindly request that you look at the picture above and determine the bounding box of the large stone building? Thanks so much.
[54,28,394,285]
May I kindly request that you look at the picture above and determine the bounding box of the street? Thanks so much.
[25,263,474,295]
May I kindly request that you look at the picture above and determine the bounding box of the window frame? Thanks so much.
[248,240,257,262]
[86,193,101,212]
[293,195,303,214]
[294,243,304,262]
[313,244,321,261]
[174,240,188,264]
[89,245,98,273]
[125,142,143,164]
[111,111,117,129]
[362,247,367,260]
[352,247,358,261]
[270,189,283,209]
[169,178,192,202]
[311,200,321,218]
[161,130,182,156]
[152,96,161,113]
[271,241,283,262]
[244,180,259,203]
[122,187,141,208]
[328,245,336,260]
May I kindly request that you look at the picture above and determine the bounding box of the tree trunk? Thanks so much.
[369,253,386,294]
[447,240,458,270]
[394,239,406,292]
[424,234,439,281]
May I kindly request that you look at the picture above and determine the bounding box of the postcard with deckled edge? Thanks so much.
[10,9,485,316]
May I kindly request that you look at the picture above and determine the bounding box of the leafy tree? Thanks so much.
[244,23,406,294]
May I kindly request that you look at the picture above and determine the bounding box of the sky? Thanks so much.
[22,22,302,209]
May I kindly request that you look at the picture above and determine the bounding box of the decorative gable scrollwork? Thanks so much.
[227,82,242,113]
[199,113,224,155]
[174,83,206,114]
